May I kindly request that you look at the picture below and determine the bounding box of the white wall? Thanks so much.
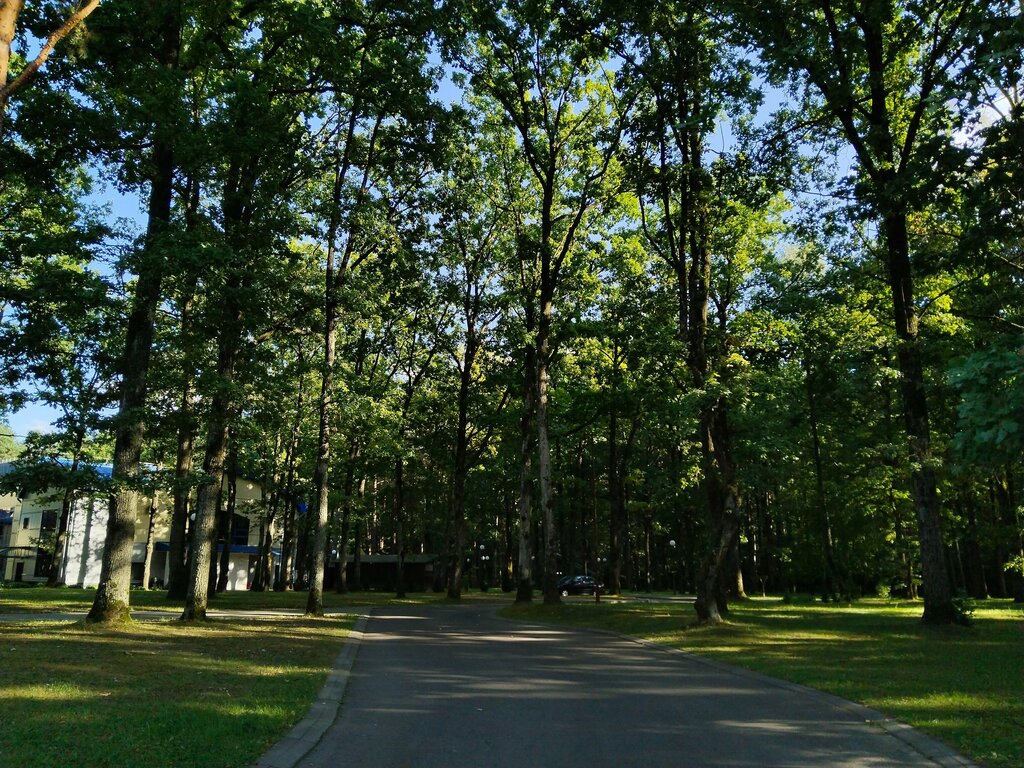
[63,496,108,587]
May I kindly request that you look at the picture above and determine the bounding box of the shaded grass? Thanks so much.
[0,583,515,614]
[0,614,355,768]
[503,596,1024,768]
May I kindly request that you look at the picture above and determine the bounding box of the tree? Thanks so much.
[0,0,102,135]
[451,0,627,603]
[614,1,766,621]
[730,0,1019,624]
[1,253,117,585]
[84,0,186,623]
[435,128,508,599]
[304,0,438,616]
[0,422,18,459]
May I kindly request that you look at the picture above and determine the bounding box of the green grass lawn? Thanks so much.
[0,583,511,614]
[0,613,355,768]
[504,596,1024,768]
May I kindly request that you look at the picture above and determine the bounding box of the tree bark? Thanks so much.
[447,317,478,599]
[276,368,303,590]
[335,440,359,594]
[805,362,839,600]
[883,210,955,624]
[536,245,559,605]
[306,109,377,615]
[0,1,25,99]
[685,114,740,624]
[216,448,238,593]
[393,457,406,598]
[962,491,988,599]
[181,320,238,620]
[48,438,84,587]
[141,493,158,589]
[608,407,625,595]
[87,7,178,623]
[515,315,536,603]
[181,134,255,619]
[305,192,341,613]
[166,329,195,599]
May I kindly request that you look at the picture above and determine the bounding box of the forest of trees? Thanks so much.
[1,1,1021,625]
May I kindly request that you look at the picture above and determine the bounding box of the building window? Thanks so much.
[231,514,250,546]
[23,517,30,529]
[34,548,53,578]
[40,511,58,533]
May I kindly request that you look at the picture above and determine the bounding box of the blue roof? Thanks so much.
[53,458,115,479]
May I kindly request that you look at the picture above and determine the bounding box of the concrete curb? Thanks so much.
[496,609,976,768]
[251,611,370,768]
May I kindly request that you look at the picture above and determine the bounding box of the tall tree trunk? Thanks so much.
[88,6,179,623]
[306,248,339,613]
[306,110,375,615]
[536,258,559,605]
[48,487,74,587]
[141,493,158,589]
[0,1,25,104]
[181,145,253,620]
[181,320,239,620]
[805,362,839,600]
[962,490,988,599]
[352,509,363,591]
[166,391,194,598]
[335,440,359,594]
[48,444,83,587]
[687,138,730,623]
[447,327,477,599]
[502,489,514,592]
[257,454,281,593]
[394,458,406,598]
[278,497,295,591]
[515,323,536,603]
[608,408,625,595]
[884,211,954,624]
[276,378,303,590]
[166,285,198,598]
[216,448,238,593]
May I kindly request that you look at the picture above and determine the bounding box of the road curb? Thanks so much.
[251,611,370,768]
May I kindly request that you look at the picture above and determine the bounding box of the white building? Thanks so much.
[0,462,273,590]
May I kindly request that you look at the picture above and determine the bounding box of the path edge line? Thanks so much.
[250,610,371,768]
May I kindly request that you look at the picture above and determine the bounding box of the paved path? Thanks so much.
[257,603,972,768]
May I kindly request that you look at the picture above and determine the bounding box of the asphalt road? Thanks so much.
[296,603,970,768]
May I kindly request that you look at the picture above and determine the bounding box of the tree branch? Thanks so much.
[0,0,101,104]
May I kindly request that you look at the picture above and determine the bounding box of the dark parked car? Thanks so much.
[557,574,602,596]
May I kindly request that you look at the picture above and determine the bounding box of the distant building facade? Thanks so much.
[0,462,274,590]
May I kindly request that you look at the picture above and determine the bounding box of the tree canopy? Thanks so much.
[1,0,1021,625]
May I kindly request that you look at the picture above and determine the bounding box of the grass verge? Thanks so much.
[0,614,354,768]
[503,596,1024,768]
[0,583,513,614]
